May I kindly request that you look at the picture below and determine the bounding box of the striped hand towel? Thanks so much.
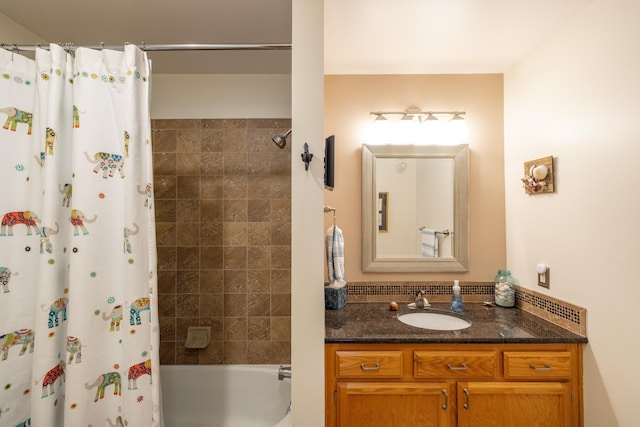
[326,225,346,285]
[421,228,439,258]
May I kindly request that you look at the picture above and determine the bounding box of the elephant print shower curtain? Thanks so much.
[0,44,160,426]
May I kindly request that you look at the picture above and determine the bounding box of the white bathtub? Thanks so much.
[160,365,291,427]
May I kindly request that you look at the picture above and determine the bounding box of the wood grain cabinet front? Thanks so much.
[326,343,583,427]
[503,351,573,380]
[457,381,573,427]
[337,382,452,427]
[336,351,403,378]
[414,351,497,379]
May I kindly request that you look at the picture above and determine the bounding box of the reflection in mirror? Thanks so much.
[376,157,454,258]
[362,144,468,272]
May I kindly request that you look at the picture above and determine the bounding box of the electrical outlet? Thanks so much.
[538,268,550,289]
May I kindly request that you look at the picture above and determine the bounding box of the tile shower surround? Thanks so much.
[153,118,292,365]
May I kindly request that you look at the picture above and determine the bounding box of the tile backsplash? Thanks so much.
[154,118,291,365]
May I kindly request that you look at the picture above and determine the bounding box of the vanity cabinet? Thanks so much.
[325,343,583,427]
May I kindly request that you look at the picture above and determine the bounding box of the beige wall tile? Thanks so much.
[200,246,223,270]
[177,129,201,153]
[223,246,247,270]
[200,223,223,246]
[247,270,270,294]
[247,341,271,364]
[152,129,177,152]
[177,153,201,175]
[201,176,224,199]
[154,199,177,222]
[224,341,248,364]
[153,152,177,175]
[223,270,247,294]
[177,200,201,222]
[154,176,177,199]
[176,223,199,247]
[200,269,224,293]
[154,118,291,366]
[176,270,199,293]
[223,223,248,246]
[271,294,291,317]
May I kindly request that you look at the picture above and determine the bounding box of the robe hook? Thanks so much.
[301,143,313,171]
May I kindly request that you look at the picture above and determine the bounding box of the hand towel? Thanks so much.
[421,228,439,258]
[326,225,346,286]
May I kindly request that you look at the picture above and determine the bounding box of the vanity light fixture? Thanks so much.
[370,110,466,122]
[422,113,439,122]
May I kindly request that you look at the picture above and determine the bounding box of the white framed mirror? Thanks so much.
[362,144,469,272]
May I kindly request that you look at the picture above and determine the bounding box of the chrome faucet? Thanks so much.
[278,365,292,381]
[415,290,430,308]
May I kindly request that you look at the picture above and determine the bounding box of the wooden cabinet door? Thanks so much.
[457,382,573,427]
[337,382,452,427]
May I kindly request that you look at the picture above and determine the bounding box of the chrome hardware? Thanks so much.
[442,389,449,411]
[529,363,552,371]
[278,365,292,380]
[447,363,468,371]
[359,362,381,371]
[415,290,429,308]
[463,388,470,409]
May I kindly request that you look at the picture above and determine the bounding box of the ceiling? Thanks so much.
[0,0,592,75]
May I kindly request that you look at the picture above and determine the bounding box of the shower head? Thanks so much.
[272,128,292,149]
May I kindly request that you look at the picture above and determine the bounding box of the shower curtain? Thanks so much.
[0,44,160,426]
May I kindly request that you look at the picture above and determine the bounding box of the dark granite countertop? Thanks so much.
[325,302,588,344]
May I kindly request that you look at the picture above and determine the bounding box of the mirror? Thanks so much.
[362,144,468,272]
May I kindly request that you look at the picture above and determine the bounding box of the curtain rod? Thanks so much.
[2,43,292,52]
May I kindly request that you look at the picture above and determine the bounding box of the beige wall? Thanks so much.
[150,74,291,119]
[324,74,506,282]
[0,12,43,44]
[504,0,640,425]
[290,0,325,425]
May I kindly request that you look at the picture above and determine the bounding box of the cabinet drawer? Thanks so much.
[336,351,403,378]
[503,351,572,379]
[414,351,497,379]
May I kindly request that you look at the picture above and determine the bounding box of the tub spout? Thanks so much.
[278,365,292,381]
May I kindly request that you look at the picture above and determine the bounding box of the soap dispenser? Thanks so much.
[450,280,463,312]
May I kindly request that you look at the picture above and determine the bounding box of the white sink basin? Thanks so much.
[398,311,471,331]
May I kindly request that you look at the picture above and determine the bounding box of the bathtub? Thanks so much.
[160,364,291,427]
